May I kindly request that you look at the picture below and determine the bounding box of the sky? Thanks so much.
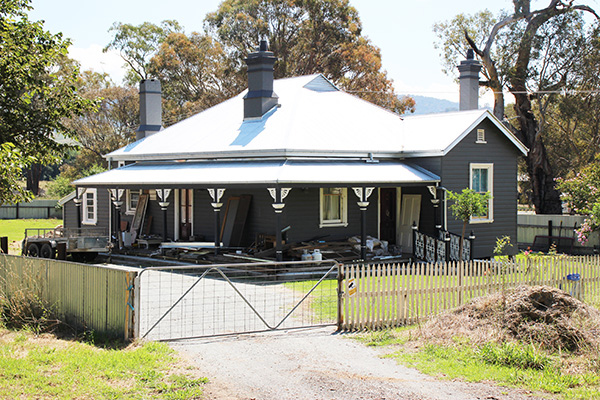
[28,0,538,104]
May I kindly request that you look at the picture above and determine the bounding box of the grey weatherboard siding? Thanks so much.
[441,119,519,258]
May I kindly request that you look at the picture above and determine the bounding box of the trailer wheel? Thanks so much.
[27,243,40,257]
[40,243,54,259]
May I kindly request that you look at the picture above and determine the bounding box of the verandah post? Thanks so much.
[208,188,226,255]
[352,187,374,262]
[268,187,291,262]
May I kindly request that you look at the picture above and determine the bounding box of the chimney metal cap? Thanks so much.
[259,40,268,52]
[466,49,474,60]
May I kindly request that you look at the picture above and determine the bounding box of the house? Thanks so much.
[67,43,526,261]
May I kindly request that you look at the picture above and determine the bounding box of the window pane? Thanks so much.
[472,169,481,192]
[130,190,139,210]
[479,169,488,192]
[322,188,342,221]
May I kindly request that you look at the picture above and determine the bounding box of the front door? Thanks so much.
[398,194,421,253]
[179,189,193,241]
[379,188,396,244]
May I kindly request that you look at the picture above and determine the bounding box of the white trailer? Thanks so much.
[22,227,110,262]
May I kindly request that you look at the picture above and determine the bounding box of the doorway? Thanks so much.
[179,189,193,241]
[379,188,396,244]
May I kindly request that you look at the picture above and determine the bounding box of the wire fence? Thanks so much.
[135,260,339,341]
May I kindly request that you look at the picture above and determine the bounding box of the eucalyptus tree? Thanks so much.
[104,20,183,84]
[0,0,93,201]
[434,0,599,214]
[204,0,414,114]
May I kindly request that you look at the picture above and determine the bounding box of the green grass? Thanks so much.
[0,218,62,254]
[0,328,207,399]
[356,329,600,400]
[284,279,338,321]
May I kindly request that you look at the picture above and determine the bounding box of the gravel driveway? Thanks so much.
[171,326,553,400]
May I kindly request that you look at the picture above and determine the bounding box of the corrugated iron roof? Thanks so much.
[106,74,526,162]
[74,159,440,187]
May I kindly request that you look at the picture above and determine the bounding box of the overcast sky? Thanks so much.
[29,0,533,103]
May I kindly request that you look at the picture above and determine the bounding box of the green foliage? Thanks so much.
[447,188,491,224]
[447,188,490,257]
[104,20,182,84]
[46,175,74,199]
[47,162,106,202]
[557,158,600,215]
[149,32,239,124]
[557,159,600,244]
[0,331,207,398]
[0,143,34,206]
[0,0,94,205]
[493,235,513,257]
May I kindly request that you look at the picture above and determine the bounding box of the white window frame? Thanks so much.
[469,163,493,223]
[319,188,348,228]
[125,189,141,215]
[82,188,97,225]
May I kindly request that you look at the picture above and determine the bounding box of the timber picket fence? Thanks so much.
[339,256,600,331]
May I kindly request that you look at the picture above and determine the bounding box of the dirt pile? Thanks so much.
[422,285,600,353]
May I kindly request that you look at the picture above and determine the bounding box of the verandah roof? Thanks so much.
[73,159,440,188]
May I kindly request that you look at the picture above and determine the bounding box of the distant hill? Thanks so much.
[404,95,459,115]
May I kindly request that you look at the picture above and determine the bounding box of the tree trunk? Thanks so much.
[512,92,562,214]
[26,163,41,196]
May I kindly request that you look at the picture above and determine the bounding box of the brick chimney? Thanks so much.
[244,40,278,119]
[136,79,162,140]
[457,49,482,111]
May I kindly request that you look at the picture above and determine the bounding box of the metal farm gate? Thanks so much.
[134,260,340,340]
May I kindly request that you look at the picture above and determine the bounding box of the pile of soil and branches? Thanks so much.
[422,285,600,353]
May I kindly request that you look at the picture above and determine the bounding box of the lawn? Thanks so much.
[0,328,207,399]
[356,328,600,400]
[0,218,62,255]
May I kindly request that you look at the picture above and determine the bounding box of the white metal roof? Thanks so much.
[106,74,526,162]
[74,159,440,187]
[401,109,528,156]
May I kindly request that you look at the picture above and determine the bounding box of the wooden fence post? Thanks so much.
[0,237,7,254]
